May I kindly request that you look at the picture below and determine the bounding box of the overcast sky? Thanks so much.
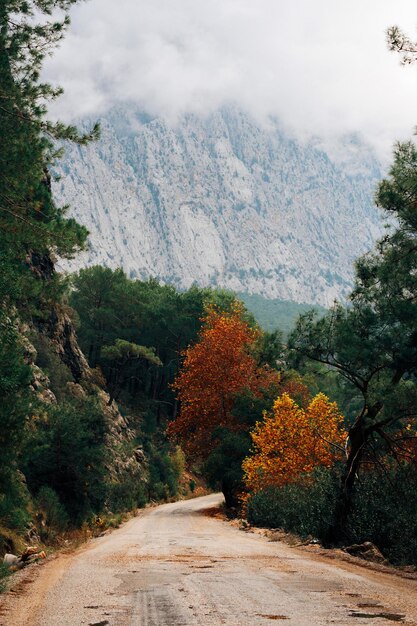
[44,0,417,159]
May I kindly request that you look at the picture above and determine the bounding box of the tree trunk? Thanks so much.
[221,478,239,509]
[325,400,383,545]
[325,419,368,544]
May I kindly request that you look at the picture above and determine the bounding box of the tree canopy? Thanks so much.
[387,25,417,65]
[0,0,100,532]
[289,141,417,538]
[169,303,281,460]
[242,393,346,497]
[0,0,99,313]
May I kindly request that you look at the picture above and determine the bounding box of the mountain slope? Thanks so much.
[55,106,383,305]
[238,293,326,336]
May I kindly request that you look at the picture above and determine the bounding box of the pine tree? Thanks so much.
[0,0,99,311]
[387,25,417,65]
[0,1,98,527]
[289,142,417,541]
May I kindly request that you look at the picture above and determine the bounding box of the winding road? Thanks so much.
[1,494,417,625]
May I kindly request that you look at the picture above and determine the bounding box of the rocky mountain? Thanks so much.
[54,106,383,306]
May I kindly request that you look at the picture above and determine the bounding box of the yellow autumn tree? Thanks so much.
[242,393,346,496]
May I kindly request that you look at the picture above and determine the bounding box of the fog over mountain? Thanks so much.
[45,0,417,159]
[55,106,383,306]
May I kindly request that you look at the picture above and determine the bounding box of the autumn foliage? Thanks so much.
[242,393,346,496]
[168,304,280,459]
[277,373,311,408]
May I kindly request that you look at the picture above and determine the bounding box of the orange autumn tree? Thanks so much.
[243,393,346,496]
[168,303,280,460]
[277,372,311,408]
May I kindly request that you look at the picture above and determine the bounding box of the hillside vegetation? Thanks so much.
[238,293,326,335]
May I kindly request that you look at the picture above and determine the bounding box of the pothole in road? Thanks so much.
[349,611,405,622]
[256,615,289,621]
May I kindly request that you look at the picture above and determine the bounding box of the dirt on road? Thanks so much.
[1,493,416,626]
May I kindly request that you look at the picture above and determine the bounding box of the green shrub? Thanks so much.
[22,397,107,524]
[246,464,417,565]
[0,470,30,531]
[0,313,32,531]
[203,430,252,507]
[35,486,69,531]
[107,479,147,513]
[170,446,186,482]
[149,481,169,501]
[347,466,417,565]
[247,468,340,538]
[147,447,181,501]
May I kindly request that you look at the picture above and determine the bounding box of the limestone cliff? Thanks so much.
[55,106,383,306]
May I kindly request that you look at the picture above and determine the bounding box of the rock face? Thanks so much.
[38,305,91,383]
[26,253,146,492]
[55,106,383,306]
[35,309,146,488]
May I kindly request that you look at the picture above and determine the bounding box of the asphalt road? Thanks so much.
[1,493,417,625]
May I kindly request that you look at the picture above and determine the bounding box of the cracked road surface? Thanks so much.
[1,494,417,625]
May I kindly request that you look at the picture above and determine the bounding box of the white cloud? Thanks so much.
[44,0,417,158]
